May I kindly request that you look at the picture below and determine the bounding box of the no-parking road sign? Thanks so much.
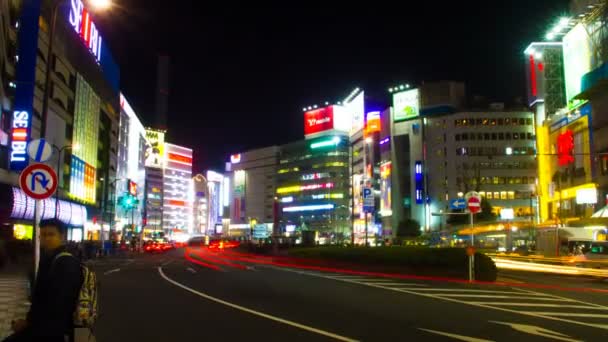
[19,163,58,200]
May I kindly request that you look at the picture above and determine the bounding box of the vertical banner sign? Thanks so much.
[10,0,42,171]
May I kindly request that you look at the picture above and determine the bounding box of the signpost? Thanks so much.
[363,187,373,247]
[19,163,58,275]
[465,192,482,282]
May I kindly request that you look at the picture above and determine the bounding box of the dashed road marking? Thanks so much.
[103,268,121,275]
[418,328,493,342]
[186,267,197,274]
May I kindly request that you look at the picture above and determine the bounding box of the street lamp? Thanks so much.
[40,0,112,138]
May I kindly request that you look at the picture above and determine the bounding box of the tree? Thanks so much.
[476,198,496,222]
[397,219,422,238]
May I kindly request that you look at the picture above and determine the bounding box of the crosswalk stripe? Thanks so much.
[408,288,541,294]
[524,312,608,318]
[434,294,573,300]
[469,302,608,309]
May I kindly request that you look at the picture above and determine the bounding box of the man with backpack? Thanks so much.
[4,219,85,342]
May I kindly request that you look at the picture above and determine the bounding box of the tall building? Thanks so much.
[1,0,120,241]
[206,170,225,236]
[388,82,536,231]
[192,174,208,235]
[226,147,279,237]
[144,128,166,231]
[277,135,350,241]
[163,143,193,233]
[114,94,148,236]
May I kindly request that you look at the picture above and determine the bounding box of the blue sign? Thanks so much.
[450,198,467,210]
[363,187,374,212]
[10,0,42,171]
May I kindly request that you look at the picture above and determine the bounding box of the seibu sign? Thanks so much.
[9,110,30,168]
[304,107,335,136]
[69,0,103,63]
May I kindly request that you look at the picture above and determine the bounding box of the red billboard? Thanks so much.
[304,107,334,136]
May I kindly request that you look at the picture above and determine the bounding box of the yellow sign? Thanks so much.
[13,224,33,240]
[145,129,166,168]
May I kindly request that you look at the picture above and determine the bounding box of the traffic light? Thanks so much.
[119,193,139,210]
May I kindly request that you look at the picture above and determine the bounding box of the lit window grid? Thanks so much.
[73,74,100,167]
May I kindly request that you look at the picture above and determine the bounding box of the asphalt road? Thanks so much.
[91,248,608,341]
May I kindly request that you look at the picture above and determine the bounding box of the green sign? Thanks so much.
[393,89,420,122]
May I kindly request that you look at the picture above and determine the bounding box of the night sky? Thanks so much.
[95,0,570,172]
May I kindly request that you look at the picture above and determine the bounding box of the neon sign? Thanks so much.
[10,110,30,166]
[128,180,137,196]
[230,154,241,164]
[69,0,103,62]
[557,130,575,166]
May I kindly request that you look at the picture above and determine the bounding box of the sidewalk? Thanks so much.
[0,272,30,340]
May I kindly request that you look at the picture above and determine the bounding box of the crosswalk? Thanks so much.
[283,269,608,331]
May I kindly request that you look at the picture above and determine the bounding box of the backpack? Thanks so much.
[54,252,99,328]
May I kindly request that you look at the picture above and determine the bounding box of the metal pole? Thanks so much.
[350,144,355,246]
[40,1,61,139]
[364,210,368,247]
[100,178,105,254]
[54,147,61,219]
[469,211,474,282]
[34,200,42,277]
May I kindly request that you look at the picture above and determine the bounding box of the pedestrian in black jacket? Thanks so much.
[3,219,83,342]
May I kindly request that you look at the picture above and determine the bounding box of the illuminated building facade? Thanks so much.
[277,135,350,240]
[225,147,279,237]
[192,174,208,235]
[0,0,120,240]
[114,94,148,235]
[163,143,193,232]
[529,3,608,223]
[206,170,227,236]
[144,129,166,230]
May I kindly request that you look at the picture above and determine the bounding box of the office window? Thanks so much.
[469,118,475,126]
[501,191,507,200]
[530,177,536,184]
[486,192,493,199]
[491,133,497,140]
[443,133,446,142]
[494,192,500,199]
[493,177,499,185]
[476,118,483,125]
[455,119,461,126]
[505,118,511,125]
[512,118,519,125]
[462,133,468,141]
[479,192,485,198]
[506,132,511,140]
[469,147,477,156]
[455,134,460,141]
[456,148,462,156]
[484,133,490,140]
[508,191,515,200]
[513,133,519,140]
[462,119,468,126]
[519,118,525,125]
[482,118,489,125]
[477,133,483,140]
[498,118,504,125]
[470,132,476,141]
[498,133,504,140]
[527,132,533,140]
[490,119,497,126]
[444,147,447,156]
[526,118,532,125]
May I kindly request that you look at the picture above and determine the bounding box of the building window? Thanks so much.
[455,134,460,141]
[490,119,497,126]
[508,191,515,200]
[462,119,468,126]
[505,118,511,125]
[476,118,483,125]
[498,118,504,125]
[486,192,492,199]
[477,133,483,140]
[500,191,507,200]
[455,119,462,126]
[498,133,504,140]
[513,133,518,140]
[491,133,497,140]
[462,133,468,141]
[470,133,476,141]
[468,118,475,126]
[494,192,500,199]
[527,132,533,140]
[482,118,489,125]
[505,132,511,140]
[484,133,490,140]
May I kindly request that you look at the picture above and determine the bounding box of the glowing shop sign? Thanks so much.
[69,0,103,62]
[10,110,30,165]
[276,183,334,194]
[282,204,335,212]
[310,137,341,149]
[230,154,241,164]
[557,130,575,166]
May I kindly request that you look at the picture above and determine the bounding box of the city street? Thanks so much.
[92,249,608,341]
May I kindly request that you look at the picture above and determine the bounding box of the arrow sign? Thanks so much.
[27,139,53,163]
[19,163,58,200]
[450,198,467,210]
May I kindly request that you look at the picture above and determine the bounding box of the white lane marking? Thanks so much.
[186,267,197,274]
[524,312,608,318]
[470,303,607,309]
[418,328,494,342]
[434,294,572,300]
[162,260,174,267]
[273,266,608,331]
[326,277,387,282]
[361,282,428,287]
[103,268,121,275]
[410,288,542,294]
[490,321,581,342]
[158,267,359,342]
[512,288,608,309]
